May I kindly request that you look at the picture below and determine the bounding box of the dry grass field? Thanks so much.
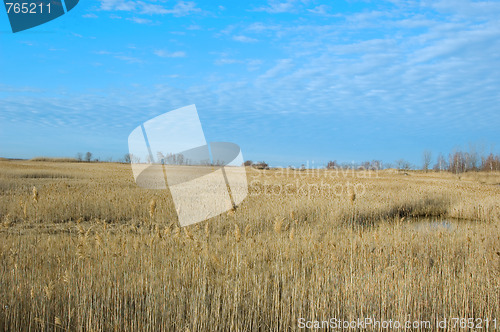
[1,160,499,331]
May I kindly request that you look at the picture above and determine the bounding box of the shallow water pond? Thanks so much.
[405,219,457,232]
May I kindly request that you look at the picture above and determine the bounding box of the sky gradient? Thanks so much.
[1,0,499,167]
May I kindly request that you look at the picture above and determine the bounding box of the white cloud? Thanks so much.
[4,0,500,160]
[82,13,98,18]
[247,59,264,71]
[233,35,258,43]
[126,17,153,24]
[408,22,500,64]
[114,55,143,63]
[253,0,298,13]
[328,39,398,55]
[307,5,331,15]
[214,58,263,71]
[258,59,293,80]
[138,1,169,14]
[99,0,136,11]
[186,24,201,30]
[154,50,186,58]
[97,0,201,16]
[165,1,201,16]
[215,58,243,65]
[430,0,500,19]
[246,22,282,33]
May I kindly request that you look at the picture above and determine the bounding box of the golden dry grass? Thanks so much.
[0,160,499,331]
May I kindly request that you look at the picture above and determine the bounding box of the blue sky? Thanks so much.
[1,0,499,167]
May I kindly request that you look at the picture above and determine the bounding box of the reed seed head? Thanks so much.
[234,224,241,242]
[349,191,356,204]
[204,222,210,238]
[184,227,193,240]
[274,217,284,234]
[32,186,39,203]
[149,199,157,218]
[244,225,251,238]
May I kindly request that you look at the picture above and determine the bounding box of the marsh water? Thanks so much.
[405,218,457,232]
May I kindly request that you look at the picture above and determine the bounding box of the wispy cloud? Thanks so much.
[233,35,258,43]
[430,0,500,19]
[98,0,136,11]
[127,17,154,24]
[3,0,500,162]
[258,59,293,80]
[162,1,201,16]
[82,13,98,18]
[215,58,243,65]
[19,41,35,46]
[114,55,143,63]
[307,5,331,15]
[214,58,263,72]
[154,50,186,58]
[253,0,299,14]
[186,24,201,30]
[138,2,169,14]
[97,0,202,16]
[126,17,153,24]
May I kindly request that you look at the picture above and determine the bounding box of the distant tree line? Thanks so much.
[75,147,500,174]
[438,151,500,173]
[420,147,500,173]
[242,147,500,174]
[121,152,228,166]
[75,152,117,163]
[76,152,96,162]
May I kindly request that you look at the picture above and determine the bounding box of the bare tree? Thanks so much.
[467,143,480,170]
[156,152,164,163]
[177,153,184,165]
[84,152,93,162]
[123,153,132,163]
[449,151,466,174]
[360,161,371,170]
[396,159,411,171]
[422,150,432,172]
[76,152,83,162]
[326,160,337,169]
[371,160,383,170]
[482,153,500,171]
[433,153,447,172]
